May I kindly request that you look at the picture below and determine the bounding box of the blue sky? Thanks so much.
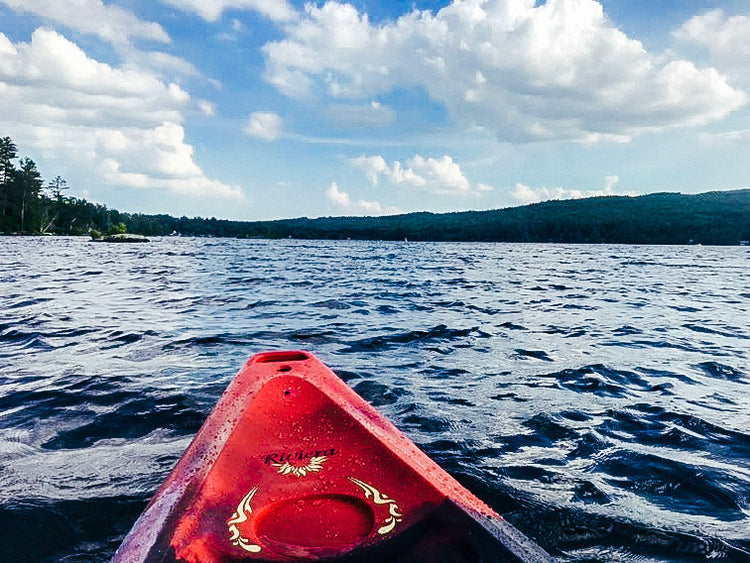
[1,0,748,220]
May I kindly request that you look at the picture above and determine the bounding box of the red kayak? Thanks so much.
[114,351,551,562]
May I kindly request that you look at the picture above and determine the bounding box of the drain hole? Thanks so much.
[255,351,309,363]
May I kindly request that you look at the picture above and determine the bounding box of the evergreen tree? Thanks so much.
[0,136,18,230]
[47,175,69,202]
[44,175,70,233]
[15,157,44,233]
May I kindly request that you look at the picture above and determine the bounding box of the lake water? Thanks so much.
[1,237,748,561]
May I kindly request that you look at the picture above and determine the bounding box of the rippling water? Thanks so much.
[1,237,748,562]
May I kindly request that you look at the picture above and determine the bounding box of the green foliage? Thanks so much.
[1,133,748,244]
[108,222,127,235]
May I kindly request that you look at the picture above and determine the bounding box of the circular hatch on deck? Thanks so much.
[255,494,374,558]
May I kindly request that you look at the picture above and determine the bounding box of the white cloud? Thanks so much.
[326,181,351,206]
[1,0,203,87]
[350,155,390,186]
[325,182,383,215]
[0,29,187,126]
[198,100,217,117]
[603,175,620,193]
[697,128,750,144]
[263,0,747,142]
[244,111,283,141]
[400,155,471,194]
[512,183,544,204]
[0,29,242,199]
[161,0,297,23]
[351,153,486,195]
[389,161,424,188]
[674,9,750,87]
[1,0,170,46]
[125,50,200,78]
[512,175,633,204]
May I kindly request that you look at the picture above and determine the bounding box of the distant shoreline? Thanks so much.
[2,234,748,248]
[2,189,748,246]
[3,189,748,246]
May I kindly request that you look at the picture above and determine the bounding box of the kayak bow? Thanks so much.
[114,351,552,562]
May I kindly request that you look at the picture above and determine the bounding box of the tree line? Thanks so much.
[102,188,750,246]
[0,136,118,235]
[1,134,748,244]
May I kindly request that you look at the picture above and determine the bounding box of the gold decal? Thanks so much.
[272,455,328,477]
[227,487,262,553]
[348,477,402,535]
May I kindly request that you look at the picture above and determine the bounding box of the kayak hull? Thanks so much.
[114,351,551,562]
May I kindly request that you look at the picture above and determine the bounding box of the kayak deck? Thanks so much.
[114,351,551,562]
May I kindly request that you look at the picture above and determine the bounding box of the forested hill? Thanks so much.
[223,190,750,245]
[128,190,748,245]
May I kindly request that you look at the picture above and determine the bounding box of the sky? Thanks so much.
[1,0,749,221]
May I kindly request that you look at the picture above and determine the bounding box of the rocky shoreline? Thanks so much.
[92,233,150,243]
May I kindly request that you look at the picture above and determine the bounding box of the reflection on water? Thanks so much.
[0,237,748,561]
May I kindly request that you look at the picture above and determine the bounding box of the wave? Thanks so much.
[341,324,490,352]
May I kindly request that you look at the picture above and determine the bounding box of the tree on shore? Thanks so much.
[0,135,68,234]
[47,176,69,202]
[0,136,18,228]
[44,176,71,233]
[16,157,44,232]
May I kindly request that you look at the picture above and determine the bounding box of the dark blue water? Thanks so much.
[1,237,748,562]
